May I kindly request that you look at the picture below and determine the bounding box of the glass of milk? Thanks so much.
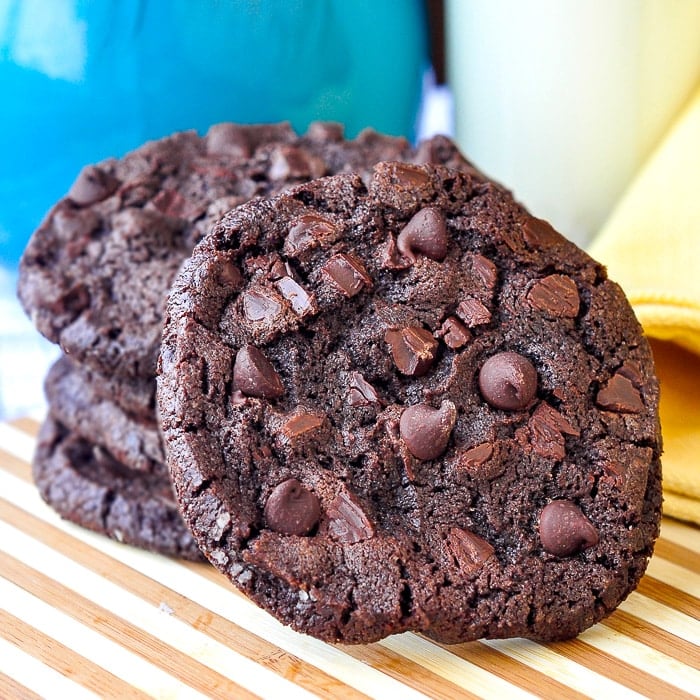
[446,0,700,246]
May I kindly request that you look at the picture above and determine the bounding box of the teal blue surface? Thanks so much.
[0,0,428,266]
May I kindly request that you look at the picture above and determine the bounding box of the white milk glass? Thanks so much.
[446,0,700,246]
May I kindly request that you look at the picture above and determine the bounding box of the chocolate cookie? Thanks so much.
[44,357,164,473]
[34,415,203,560]
[158,162,662,644]
[18,121,470,381]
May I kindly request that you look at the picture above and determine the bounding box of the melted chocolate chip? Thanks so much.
[385,162,432,188]
[539,500,599,557]
[242,289,282,323]
[522,215,563,249]
[596,373,644,413]
[322,253,372,297]
[347,372,381,406]
[526,275,580,318]
[264,479,320,536]
[385,326,438,376]
[528,403,580,460]
[400,400,456,460]
[440,316,471,349]
[396,207,449,262]
[381,235,412,270]
[325,490,374,543]
[479,352,538,411]
[471,254,498,290]
[456,297,492,327]
[68,166,119,206]
[233,345,284,398]
[459,443,494,476]
[276,276,316,316]
[281,411,325,440]
[284,214,337,257]
[446,527,495,575]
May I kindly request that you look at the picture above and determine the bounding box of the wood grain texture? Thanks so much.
[1,418,698,699]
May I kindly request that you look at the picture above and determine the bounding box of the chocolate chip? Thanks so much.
[269,145,324,180]
[384,162,432,188]
[459,443,494,476]
[233,345,284,398]
[456,297,492,327]
[347,372,381,406]
[269,259,293,280]
[380,235,412,270]
[242,289,282,323]
[68,166,119,206]
[471,254,498,290]
[396,207,449,262]
[479,352,538,411]
[522,215,563,249]
[400,400,456,460]
[281,411,325,440]
[305,121,344,142]
[526,275,580,318]
[617,361,644,388]
[275,276,316,316]
[264,479,320,536]
[206,122,253,157]
[322,253,372,297]
[325,490,374,544]
[385,326,438,376]
[284,214,337,257]
[528,403,580,459]
[596,372,644,413]
[539,500,599,557]
[446,527,495,574]
[440,316,471,349]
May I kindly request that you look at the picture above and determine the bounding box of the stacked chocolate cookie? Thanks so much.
[18,121,474,560]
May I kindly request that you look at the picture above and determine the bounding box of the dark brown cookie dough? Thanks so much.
[18,122,471,382]
[34,415,203,560]
[158,163,661,645]
[44,357,165,473]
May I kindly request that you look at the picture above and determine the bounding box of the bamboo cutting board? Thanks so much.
[1,417,698,700]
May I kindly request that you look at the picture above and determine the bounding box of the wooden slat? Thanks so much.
[0,634,100,700]
[0,669,46,700]
[603,609,700,670]
[436,641,589,700]
[661,518,700,552]
[9,416,41,437]
[653,537,700,574]
[0,552,259,700]
[0,609,149,700]
[1,417,699,700]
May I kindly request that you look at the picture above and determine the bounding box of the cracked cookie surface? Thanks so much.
[18,122,471,382]
[158,163,661,643]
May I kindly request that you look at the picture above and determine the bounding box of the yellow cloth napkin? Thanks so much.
[589,84,700,526]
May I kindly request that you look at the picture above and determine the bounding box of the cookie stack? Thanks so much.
[19,123,662,645]
[18,121,474,560]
